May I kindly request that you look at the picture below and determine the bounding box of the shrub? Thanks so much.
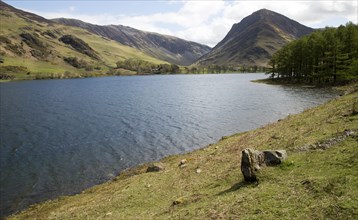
[59,35,99,60]
[0,35,11,44]
[63,57,88,68]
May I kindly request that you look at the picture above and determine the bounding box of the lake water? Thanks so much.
[0,73,337,216]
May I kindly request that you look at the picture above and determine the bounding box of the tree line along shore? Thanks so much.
[266,23,358,85]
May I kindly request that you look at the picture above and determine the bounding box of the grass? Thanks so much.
[7,83,358,219]
[3,56,74,73]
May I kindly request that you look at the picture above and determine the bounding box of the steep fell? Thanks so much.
[53,18,211,66]
[196,9,314,67]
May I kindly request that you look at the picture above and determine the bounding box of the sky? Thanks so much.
[3,0,358,47]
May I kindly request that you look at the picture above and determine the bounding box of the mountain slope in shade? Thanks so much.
[195,9,314,67]
[53,18,211,66]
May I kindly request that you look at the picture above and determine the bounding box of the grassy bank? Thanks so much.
[8,83,358,219]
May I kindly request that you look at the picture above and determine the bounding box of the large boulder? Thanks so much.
[241,148,287,182]
[263,150,287,165]
[240,149,265,182]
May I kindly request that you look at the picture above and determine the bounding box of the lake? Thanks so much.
[0,73,337,216]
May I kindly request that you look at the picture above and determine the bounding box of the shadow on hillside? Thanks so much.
[217,180,257,196]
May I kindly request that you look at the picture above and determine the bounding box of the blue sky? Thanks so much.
[4,0,358,46]
[4,1,182,16]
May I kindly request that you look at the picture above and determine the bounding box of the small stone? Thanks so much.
[179,159,187,168]
[172,197,185,206]
[196,168,202,174]
[179,164,187,168]
[146,163,164,172]
[344,129,354,136]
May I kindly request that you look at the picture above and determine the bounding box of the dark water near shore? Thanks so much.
[0,74,337,216]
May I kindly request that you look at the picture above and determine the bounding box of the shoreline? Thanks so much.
[252,78,357,88]
[0,72,265,83]
[7,82,358,219]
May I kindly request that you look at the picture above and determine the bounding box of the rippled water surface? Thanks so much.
[0,74,337,216]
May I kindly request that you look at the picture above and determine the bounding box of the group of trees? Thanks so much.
[184,65,266,74]
[63,57,101,71]
[115,58,267,75]
[267,22,358,84]
[116,58,180,74]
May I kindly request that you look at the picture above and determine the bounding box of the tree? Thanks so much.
[266,22,358,84]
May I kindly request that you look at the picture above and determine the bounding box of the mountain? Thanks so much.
[0,1,171,80]
[0,0,53,24]
[52,18,211,66]
[195,9,314,67]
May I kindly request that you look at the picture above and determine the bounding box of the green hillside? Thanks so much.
[0,2,168,81]
[8,83,358,219]
[53,18,211,66]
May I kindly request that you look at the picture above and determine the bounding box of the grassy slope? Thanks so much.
[0,10,166,80]
[8,84,358,220]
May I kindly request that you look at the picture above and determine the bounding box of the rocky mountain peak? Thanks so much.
[195,9,314,67]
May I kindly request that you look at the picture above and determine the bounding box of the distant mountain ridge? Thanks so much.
[195,9,315,67]
[0,0,174,80]
[0,0,52,24]
[1,0,316,76]
[52,18,211,66]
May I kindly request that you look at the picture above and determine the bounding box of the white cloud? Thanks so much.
[23,1,358,47]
